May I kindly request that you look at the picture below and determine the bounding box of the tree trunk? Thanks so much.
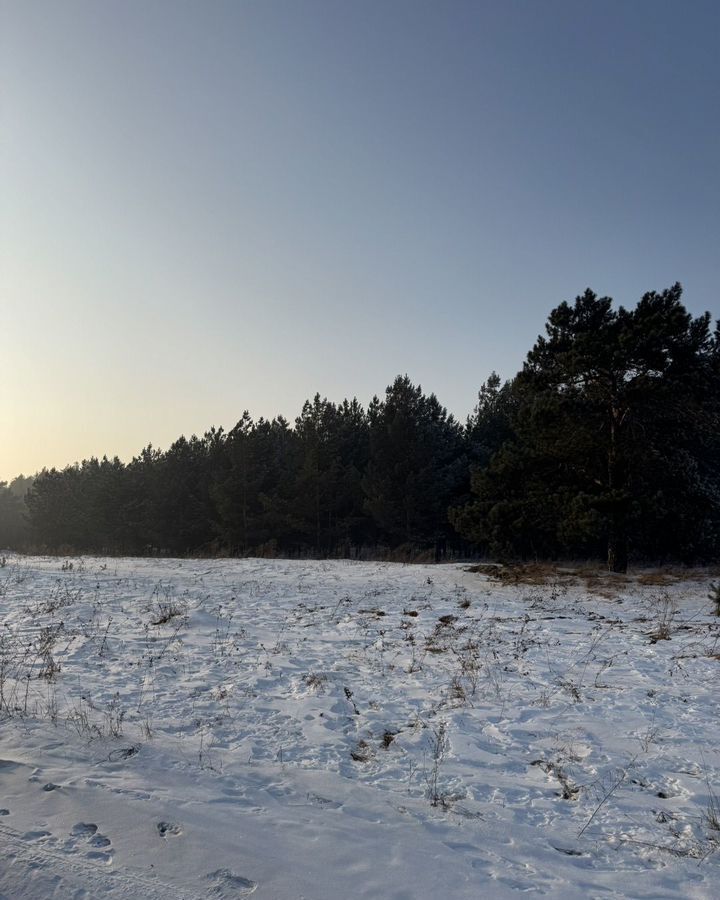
[607,403,628,573]
[607,514,628,573]
[241,464,248,554]
[315,460,321,553]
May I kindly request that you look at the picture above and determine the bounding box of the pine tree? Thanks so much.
[363,376,466,551]
[453,285,720,570]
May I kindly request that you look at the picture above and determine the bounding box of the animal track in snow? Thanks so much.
[64,822,113,863]
[157,821,182,838]
[306,792,342,809]
[89,834,112,848]
[207,867,257,896]
[21,829,52,842]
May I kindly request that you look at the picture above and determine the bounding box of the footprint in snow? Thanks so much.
[67,822,113,863]
[207,868,257,896]
[0,809,9,816]
[306,793,342,809]
[157,821,182,838]
[21,830,52,842]
[89,834,112,848]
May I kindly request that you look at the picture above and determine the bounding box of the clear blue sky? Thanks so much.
[2,0,718,479]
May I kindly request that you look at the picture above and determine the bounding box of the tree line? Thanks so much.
[2,284,719,572]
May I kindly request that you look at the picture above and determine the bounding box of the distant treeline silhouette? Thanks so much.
[2,284,719,572]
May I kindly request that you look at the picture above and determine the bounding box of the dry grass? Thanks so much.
[467,562,719,598]
[636,567,720,584]
[465,563,575,585]
[582,576,627,600]
[636,572,678,586]
[350,739,374,762]
[466,562,627,595]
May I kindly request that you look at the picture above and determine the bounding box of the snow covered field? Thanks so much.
[0,556,718,899]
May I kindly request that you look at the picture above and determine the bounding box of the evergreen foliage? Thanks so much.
[1,285,718,567]
[362,377,467,554]
[0,480,28,548]
[451,284,720,571]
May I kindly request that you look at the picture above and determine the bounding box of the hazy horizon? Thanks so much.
[3,0,719,482]
[2,374,489,482]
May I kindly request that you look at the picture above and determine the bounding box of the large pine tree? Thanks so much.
[453,284,720,570]
[363,376,466,551]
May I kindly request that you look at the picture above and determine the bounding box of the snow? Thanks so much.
[0,556,718,898]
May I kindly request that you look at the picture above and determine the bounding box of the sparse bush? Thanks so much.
[556,676,582,703]
[103,693,125,738]
[351,739,374,763]
[425,721,448,806]
[35,582,81,615]
[38,622,63,681]
[648,591,678,642]
[448,676,466,704]
[66,698,102,739]
[704,785,720,835]
[302,672,328,693]
[149,584,187,626]
[531,758,579,801]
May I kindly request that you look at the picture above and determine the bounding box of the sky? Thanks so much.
[2,0,719,481]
